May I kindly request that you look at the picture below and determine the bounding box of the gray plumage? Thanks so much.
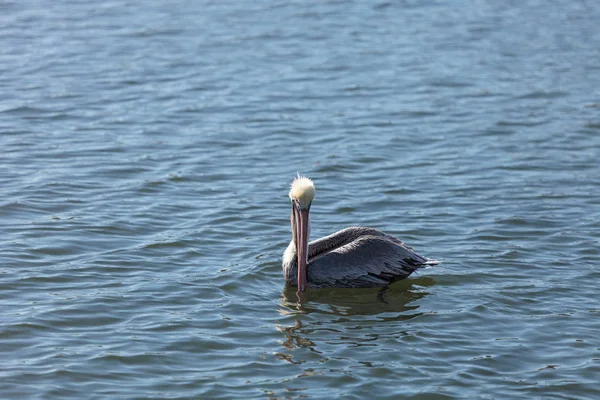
[283,226,438,289]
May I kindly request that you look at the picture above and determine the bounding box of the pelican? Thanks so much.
[283,175,438,291]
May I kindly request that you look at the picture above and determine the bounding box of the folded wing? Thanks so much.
[307,229,437,288]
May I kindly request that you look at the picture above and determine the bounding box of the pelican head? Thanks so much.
[289,175,315,292]
[289,175,315,210]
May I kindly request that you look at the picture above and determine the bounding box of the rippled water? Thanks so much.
[2,1,600,399]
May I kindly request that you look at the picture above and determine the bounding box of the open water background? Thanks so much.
[2,1,600,399]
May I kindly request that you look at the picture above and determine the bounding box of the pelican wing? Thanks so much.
[307,234,435,288]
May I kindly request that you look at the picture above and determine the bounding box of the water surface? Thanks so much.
[2,1,600,399]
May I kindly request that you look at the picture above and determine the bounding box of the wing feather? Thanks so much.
[307,233,434,288]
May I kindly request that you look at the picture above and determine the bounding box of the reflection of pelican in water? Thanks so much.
[283,176,438,292]
[279,277,434,316]
[275,278,434,360]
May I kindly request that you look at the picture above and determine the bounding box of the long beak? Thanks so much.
[294,206,309,292]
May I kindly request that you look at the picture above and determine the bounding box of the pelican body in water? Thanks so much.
[283,176,438,291]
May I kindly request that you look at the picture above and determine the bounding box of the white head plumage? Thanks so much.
[289,175,315,210]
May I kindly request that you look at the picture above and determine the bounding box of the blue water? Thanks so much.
[2,1,600,399]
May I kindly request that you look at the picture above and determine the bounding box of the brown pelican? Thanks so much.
[283,175,438,291]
